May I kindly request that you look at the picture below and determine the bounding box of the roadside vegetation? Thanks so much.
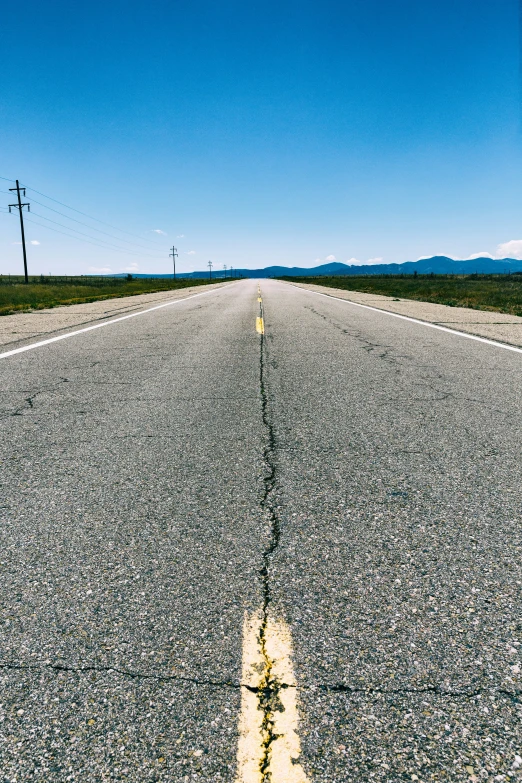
[280,273,522,317]
[0,275,232,316]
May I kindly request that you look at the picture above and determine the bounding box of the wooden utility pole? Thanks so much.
[9,180,30,283]
[208,260,213,280]
[169,246,178,279]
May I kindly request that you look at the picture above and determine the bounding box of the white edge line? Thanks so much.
[0,284,234,360]
[284,282,522,356]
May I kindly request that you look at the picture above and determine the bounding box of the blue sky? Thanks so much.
[1,0,520,274]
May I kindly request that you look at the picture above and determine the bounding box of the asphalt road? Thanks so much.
[1,279,521,782]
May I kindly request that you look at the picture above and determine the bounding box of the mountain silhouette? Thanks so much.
[111,256,522,279]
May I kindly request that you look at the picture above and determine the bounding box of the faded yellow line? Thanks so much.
[236,612,309,783]
[258,297,262,303]
[256,317,264,335]
[236,613,265,782]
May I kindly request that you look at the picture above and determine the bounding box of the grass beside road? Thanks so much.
[280,274,522,318]
[0,275,231,316]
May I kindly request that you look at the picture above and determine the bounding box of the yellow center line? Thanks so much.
[257,285,264,332]
[236,611,309,783]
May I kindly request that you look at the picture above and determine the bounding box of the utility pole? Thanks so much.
[223,264,227,279]
[169,246,178,279]
[208,260,213,280]
[9,180,30,283]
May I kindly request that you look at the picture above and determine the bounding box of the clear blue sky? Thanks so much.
[1,0,520,274]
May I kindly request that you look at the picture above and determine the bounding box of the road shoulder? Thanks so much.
[0,282,231,351]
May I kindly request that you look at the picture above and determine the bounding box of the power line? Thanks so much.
[1,173,166,246]
[23,184,164,245]
[28,210,165,258]
[27,196,164,251]
[23,214,162,256]
[4,186,166,256]
[1,175,197,272]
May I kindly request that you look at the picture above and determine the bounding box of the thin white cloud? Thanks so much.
[416,253,450,260]
[176,234,185,238]
[314,255,337,263]
[186,250,196,255]
[121,263,139,272]
[462,240,522,261]
[314,255,384,266]
[11,241,22,245]
[30,240,40,245]
[88,266,112,274]
[466,252,494,260]
[152,229,167,235]
[496,239,522,260]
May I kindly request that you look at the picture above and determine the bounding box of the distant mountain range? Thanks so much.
[112,256,522,280]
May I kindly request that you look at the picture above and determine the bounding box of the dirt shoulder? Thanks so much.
[0,282,231,351]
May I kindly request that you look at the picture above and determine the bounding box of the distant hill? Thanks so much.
[235,257,522,277]
[107,256,522,280]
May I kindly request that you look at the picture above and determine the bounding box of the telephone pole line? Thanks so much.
[169,246,178,279]
[208,260,213,280]
[9,180,30,284]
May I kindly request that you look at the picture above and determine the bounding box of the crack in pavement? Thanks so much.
[303,305,409,370]
[257,297,284,782]
[0,661,240,689]
[1,662,518,702]
[304,304,514,416]
[0,659,292,696]
[316,683,522,699]
[408,378,510,415]
[1,377,70,419]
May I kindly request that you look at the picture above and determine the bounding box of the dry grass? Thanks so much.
[279,273,522,317]
[0,276,227,316]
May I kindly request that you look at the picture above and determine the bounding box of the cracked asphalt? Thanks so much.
[1,278,521,781]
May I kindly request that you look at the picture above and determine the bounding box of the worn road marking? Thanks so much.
[236,611,309,783]
[0,284,236,360]
[256,287,265,334]
[285,282,522,355]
